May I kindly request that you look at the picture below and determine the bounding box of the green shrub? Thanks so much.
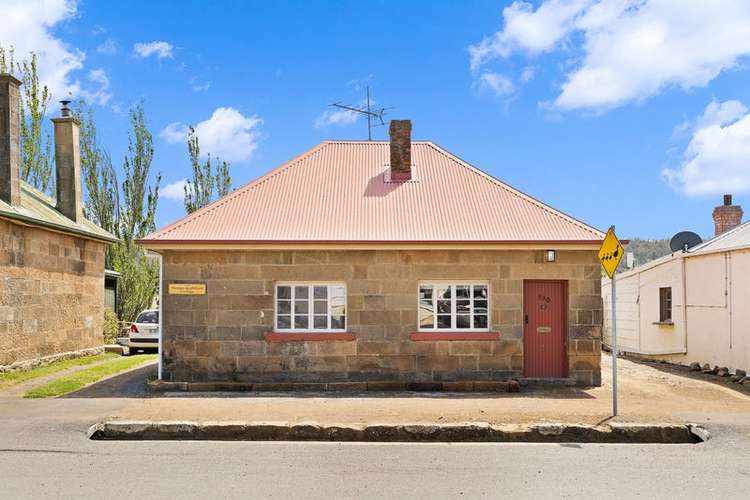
[103,309,120,344]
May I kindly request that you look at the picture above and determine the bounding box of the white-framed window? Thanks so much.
[275,283,347,332]
[418,283,489,331]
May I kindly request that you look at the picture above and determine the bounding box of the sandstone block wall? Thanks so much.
[162,249,603,386]
[0,218,106,367]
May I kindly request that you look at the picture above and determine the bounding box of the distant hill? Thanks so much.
[618,238,671,272]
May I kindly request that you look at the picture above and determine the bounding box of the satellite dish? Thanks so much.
[670,231,702,252]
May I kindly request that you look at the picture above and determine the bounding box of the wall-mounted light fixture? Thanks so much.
[545,250,556,262]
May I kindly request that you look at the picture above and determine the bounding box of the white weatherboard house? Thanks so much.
[602,196,749,374]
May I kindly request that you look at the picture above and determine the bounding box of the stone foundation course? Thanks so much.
[148,378,520,393]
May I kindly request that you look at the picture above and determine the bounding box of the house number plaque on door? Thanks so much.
[538,294,551,310]
[536,326,552,333]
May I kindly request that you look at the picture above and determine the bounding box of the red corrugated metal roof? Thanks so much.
[140,141,604,244]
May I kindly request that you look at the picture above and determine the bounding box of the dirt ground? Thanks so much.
[110,354,750,426]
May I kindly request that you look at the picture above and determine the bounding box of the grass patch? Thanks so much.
[0,353,118,390]
[24,354,157,398]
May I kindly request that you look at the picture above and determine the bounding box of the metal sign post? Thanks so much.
[611,272,617,416]
[598,226,624,417]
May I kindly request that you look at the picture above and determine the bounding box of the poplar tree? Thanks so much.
[184,126,231,214]
[110,102,162,322]
[74,101,119,269]
[0,47,53,193]
[119,101,160,246]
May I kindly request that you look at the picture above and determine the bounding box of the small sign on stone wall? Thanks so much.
[168,283,206,295]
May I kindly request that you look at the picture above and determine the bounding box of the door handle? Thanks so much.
[524,314,528,325]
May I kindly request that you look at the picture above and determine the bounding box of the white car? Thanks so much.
[128,309,159,354]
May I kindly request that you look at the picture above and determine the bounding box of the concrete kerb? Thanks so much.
[88,420,709,444]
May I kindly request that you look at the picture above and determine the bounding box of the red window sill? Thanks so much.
[410,332,500,341]
[264,332,355,342]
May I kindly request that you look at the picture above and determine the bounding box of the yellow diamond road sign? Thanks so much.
[598,226,624,279]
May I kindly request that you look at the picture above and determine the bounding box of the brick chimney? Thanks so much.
[52,100,83,222]
[712,194,743,236]
[0,74,22,206]
[389,120,412,181]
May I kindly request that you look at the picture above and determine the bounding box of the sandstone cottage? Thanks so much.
[0,74,117,370]
[139,120,605,389]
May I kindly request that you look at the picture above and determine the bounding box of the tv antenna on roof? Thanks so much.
[331,86,391,141]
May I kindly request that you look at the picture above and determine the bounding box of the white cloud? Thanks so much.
[470,0,591,69]
[78,68,111,105]
[2,0,84,102]
[663,100,750,196]
[314,107,360,128]
[692,99,748,130]
[160,107,262,163]
[160,122,187,144]
[133,41,174,59]
[346,74,374,92]
[96,38,118,55]
[520,65,536,83]
[189,76,210,92]
[478,72,515,98]
[470,0,750,111]
[161,178,190,201]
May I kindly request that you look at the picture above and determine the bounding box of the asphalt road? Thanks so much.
[2,394,750,499]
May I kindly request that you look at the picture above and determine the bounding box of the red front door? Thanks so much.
[523,280,568,378]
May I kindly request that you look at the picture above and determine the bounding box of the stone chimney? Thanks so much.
[712,194,743,236]
[389,120,412,181]
[52,100,83,223]
[0,74,22,206]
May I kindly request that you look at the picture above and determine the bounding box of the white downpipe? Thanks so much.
[682,254,688,355]
[157,252,164,380]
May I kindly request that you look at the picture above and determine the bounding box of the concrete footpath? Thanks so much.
[107,355,750,427]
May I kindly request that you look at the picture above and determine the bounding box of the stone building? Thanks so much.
[139,120,605,388]
[0,74,117,370]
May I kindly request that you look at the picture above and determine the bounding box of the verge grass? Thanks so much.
[0,353,118,390]
[24,354,157,398]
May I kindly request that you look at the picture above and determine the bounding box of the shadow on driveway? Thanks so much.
[64,363,157,399]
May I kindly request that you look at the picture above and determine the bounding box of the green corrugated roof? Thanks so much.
[0,181,118,243]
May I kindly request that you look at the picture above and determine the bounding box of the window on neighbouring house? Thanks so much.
[275,284,346,332]
[418,283,489,331]
[659,287,672,323]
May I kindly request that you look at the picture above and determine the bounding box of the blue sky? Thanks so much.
[5,0,750,239]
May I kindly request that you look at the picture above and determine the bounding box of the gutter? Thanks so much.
[0,210,118,244]
[136,239,608,251]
